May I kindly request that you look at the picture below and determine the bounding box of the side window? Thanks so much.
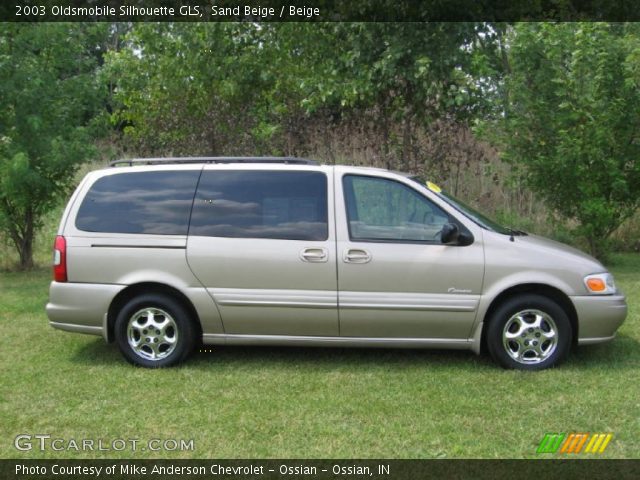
[343,175,450,243]
[75,171,200,235]
[190,171,328,241]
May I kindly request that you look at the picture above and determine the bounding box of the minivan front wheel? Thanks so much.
[487,294,572,370]
[115,294,197,367]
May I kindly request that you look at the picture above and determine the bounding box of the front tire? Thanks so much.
[115,294,197,368]
[487,294,572,371]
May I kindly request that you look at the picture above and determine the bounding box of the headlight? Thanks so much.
[584,273,616,295]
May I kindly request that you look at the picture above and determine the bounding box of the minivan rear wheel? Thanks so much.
[114,294,197,368]
[487,294,572,370]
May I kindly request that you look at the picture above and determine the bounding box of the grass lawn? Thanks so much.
[1,254,638,459]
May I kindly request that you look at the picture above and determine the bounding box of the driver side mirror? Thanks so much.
[440,223,460,245]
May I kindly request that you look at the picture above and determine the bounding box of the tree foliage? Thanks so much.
[500,23,640,257]
[106,23,273,155]
[0,23,108,268]
[3,21,640,266]
[106,23,498,160]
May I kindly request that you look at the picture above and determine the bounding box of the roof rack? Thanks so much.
[109,156,318,167]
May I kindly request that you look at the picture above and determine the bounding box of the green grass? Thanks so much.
[1,255,639,459]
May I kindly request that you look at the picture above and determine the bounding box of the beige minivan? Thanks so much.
[46,157,627,370]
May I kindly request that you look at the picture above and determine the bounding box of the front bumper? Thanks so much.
[46,281,125,341]
[571,294,627,345]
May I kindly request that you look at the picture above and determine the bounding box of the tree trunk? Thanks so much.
[401,113,412,172]
[11,208,36,270]
[18,236,34,270]
[381,116,391,171]
[587,235,608,263]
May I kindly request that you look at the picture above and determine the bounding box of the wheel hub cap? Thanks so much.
[502,309,558,364]
[127,308,178,361]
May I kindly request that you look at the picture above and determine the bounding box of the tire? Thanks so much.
[114,294,197,368]
[486,294,572,371]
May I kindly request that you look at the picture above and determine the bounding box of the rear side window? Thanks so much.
[190,171,328,240]
[76,171,200,235]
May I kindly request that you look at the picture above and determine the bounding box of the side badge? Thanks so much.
[448,287,472,294]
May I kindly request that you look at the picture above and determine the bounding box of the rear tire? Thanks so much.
[487,294,572,371]
[114,294,197,368]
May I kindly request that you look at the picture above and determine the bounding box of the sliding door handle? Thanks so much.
[300,248,328,263]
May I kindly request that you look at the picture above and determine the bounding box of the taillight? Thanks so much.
[53,235,67,282]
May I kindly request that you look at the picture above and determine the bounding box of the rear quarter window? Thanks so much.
[75,171,200,235]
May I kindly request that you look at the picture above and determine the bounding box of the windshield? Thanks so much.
[409,176,512,235]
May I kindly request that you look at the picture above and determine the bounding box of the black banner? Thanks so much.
[2,0,640,22]
[3,459,640,480]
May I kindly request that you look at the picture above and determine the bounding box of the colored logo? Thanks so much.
[537,433,613,454]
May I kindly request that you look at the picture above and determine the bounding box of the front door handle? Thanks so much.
[300,248,328,263]
[343,249,372,264]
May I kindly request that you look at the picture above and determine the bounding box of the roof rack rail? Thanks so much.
[109,156,318,167]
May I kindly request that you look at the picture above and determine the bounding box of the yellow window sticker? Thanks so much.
[426,181,442,193]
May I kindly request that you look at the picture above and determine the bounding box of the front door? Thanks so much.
[187,167,338,336]
[336,173,484,340]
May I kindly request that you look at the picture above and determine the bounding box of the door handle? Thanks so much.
[300,248,328,263]
[343,249,371,264]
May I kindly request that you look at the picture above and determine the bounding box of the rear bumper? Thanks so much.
[571,294,627,345]
[46,282,124,341]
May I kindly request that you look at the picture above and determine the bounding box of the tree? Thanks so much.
[107,22,501,169]
[0,23,107,269]
[106,23,277,156]
[287,23,497,168]
[500,23,640,258]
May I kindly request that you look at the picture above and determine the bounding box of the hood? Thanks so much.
[512,233,605,272]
